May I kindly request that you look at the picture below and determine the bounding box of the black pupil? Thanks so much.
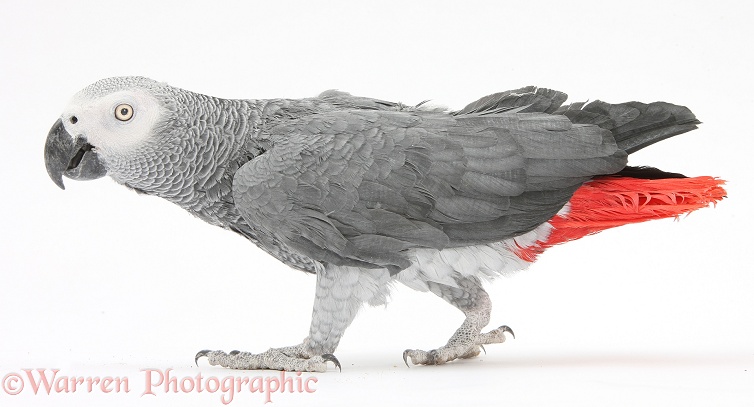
[120,107,129,116]
[70,116,78,124]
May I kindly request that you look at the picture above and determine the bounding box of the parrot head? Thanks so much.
[44,77,171,189]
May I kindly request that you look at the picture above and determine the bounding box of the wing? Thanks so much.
[232,90,627,274]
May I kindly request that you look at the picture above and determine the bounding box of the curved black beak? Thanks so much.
[44,119,106,190]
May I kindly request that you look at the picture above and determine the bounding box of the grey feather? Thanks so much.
[557,99,700,153]
[454,86,568,115]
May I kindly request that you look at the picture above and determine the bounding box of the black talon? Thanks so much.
[229,350,240,356]
[402,350,411,368]
[321,354,341,372]
[480,344,487,355]
[195,349,211,366]
[502,325,515,339]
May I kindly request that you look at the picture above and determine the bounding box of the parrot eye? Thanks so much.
[70,116,78,124]
[115,104,134,121]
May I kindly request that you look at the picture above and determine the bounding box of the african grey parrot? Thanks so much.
[44,77,725,372]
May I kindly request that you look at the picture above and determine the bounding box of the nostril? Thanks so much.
[70,116,78,124]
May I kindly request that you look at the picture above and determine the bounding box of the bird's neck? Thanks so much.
[111,97,266,226]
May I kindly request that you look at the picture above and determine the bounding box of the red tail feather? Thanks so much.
[515,176,727,261]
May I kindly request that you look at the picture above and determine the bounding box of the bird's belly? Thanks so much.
[393,210,560,292]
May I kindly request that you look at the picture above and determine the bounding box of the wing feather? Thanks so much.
[232,96,626,272]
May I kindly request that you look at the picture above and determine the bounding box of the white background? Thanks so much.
[1,1,752,406]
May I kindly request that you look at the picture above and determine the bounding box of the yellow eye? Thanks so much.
[115,104,134,121]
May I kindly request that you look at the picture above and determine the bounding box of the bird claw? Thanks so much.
[501,325,515,339]
[321,353,342,372]
[195,349,211,366]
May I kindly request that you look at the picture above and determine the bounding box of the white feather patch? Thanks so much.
[326,206,572,301]
[325,265,393,307]
[393,211,564,292]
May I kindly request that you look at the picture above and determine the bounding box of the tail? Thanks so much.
[515,167,727,262]
[454,87,723,262]
[455,86,701,155]
[554,99,701,154]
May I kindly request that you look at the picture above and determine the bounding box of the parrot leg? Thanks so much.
[196,266,390,372]
[403,277,514,366]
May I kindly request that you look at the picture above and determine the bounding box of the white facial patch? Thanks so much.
[61,88,166,157]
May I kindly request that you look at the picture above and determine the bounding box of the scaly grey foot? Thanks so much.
[403,325,514,366]
[195,346,341,373]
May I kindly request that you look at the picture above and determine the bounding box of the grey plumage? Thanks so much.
[44,77,709,371]
[233,90,632,273]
